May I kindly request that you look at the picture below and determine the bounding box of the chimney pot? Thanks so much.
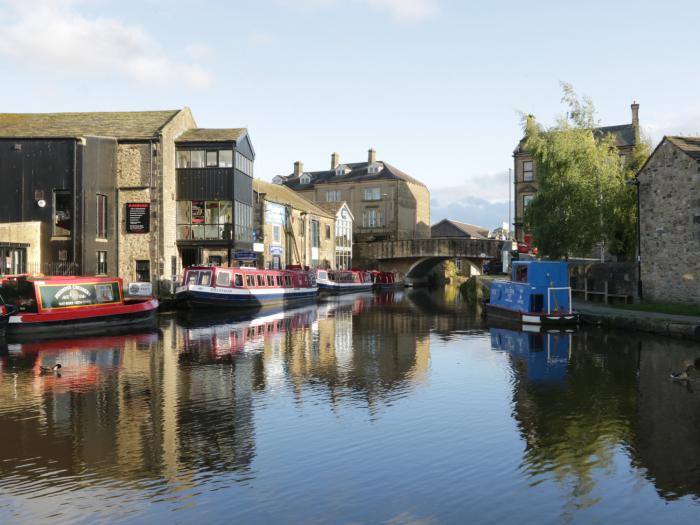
[368,148,376,164]
[331,152,340,170]
[631,101,640,143]
[294,161,304,177]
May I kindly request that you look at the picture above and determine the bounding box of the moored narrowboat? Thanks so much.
[484,261,578,326]
[369,270,404,290]
[0,275,159,337]
[175,266,318,309]
[315,268,373,295]
[0,302,16,338]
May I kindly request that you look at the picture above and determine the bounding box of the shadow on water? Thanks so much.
[0,286,700,522]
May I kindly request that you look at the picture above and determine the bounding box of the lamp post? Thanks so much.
[625,178,642,300]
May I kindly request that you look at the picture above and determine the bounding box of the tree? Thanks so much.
[522,83,650,260]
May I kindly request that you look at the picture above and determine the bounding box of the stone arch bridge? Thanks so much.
[354,238,505,286]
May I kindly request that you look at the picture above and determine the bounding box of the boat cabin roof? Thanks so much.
[511,261,569,287]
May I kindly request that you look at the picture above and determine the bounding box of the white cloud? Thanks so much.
[278,0,439,21]
[0,0,213,89]
[430,170,511,205]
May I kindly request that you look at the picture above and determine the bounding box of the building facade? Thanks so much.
[637,136,700,303]
[513,103,640,243]
[253,179,335,269]
[0,110,254,293]
[317,202,354,270]
[274,149,430,242]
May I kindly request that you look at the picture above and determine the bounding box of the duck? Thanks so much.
[39,364,61,374]
[671,357,700,381]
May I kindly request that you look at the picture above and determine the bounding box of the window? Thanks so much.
[284,276,292,287]
[216,271,231,287]
[300,174,311,184]
[523,161,534,182]
[235,201,253,243]
[364,187,381,201]
[206,151,218,167]
[208,255,222,266]
[257,275,265,287]
[276,276,282,286]
[234,274,243,287]
[190,150,205,168]
[177,200,233,240]
[96,251,107,275]
[272,224,281,244]
[246,275,255,287]
[311,220,320,248]
[267,275,274,286]
[235,151,254,176]
[523,194,534,210]
[135,260,150,282]
[96,194,107,238]
[53,190,72,237]
[177,150,191,168]
[368,163,382,174]
[326,190,341,202]
[325,224,331,240]
[363,208,382,228]
[219,150,233,167]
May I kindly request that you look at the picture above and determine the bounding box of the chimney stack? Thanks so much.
[368,148,376,164]
[294,161,304,177]
[331,152,340,170]
[631,101,640,143]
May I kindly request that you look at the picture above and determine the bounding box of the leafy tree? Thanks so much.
[522,83,650,260]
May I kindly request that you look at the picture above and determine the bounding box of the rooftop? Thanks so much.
[431,219,489,239]
[254,179,334,218]
[0,110,182,139]
[280,160,426,189]
[665,136,700,162]
[176,128,247,143]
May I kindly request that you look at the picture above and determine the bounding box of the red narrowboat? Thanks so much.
[369,270,404,290]
[315,268,374,294]
[0,275,159,337]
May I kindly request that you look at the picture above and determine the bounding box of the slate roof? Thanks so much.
[176,128,247,143]
[0,110,182,139]
[279,161,426,190]
[431,219,489,239]
[315,201,355,220]
[665,136,700,162]
[253,179,334,219]
[515,123,637,154]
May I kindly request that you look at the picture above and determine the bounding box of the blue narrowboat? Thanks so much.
[485,261,578,325]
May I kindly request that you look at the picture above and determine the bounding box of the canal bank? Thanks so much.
[463,275,700,340]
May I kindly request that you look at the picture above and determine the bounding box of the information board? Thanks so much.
[126,203,150,233]
[38,281,121,309]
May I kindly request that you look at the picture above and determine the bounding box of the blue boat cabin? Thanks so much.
[490,261,572,314]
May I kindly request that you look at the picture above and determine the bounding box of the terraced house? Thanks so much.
[0,109,255,293]
[274,149,429,242]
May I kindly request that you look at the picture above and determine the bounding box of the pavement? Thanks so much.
[573,299,700,339]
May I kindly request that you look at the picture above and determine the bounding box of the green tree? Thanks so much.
[522,83,649,260]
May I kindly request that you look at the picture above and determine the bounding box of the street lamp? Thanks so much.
[625,178,642,300]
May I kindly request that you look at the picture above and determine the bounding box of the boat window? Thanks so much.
[318,271,327,280]
[200,271,212,286]
[515,266,528,283]
[1,278,38,313]
[257,275,265,287]
[284,276,292,287]
[186,271,199,285]
[216,271,231,287]
[95,283,115,303]
[276,276,282,287]
[246,275,255,287]
[267,275,274,286]
[234,274,243,287]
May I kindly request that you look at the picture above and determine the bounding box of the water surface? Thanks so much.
[1,288,699,524]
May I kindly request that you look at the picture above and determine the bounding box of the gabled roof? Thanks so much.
[0,110,182,139]
[176,128,247,143]
[315,201,355,220]
[431,219,489,239]
[514,123,637,154]
[253,179,334,219]
[665,136,700,162]
[279,160,426,189]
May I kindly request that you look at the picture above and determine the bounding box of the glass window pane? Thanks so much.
[192,225,205,240]
[206,201,220,224]
[177,150,190,168]
[192,201,205,224]
[54,190,72,236]
[219,150,233,167]
[177,225,191,240]
[205,225,223,239]
[190,150,205,168]
[206,151,218,167]
[220,201,232,223]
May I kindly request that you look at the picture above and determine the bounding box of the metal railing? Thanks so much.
[547,286,572,314]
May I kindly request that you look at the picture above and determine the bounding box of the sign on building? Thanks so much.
[126,203,150,233]
[233,250,257,261]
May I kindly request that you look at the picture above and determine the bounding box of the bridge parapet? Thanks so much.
[354,238,504,261]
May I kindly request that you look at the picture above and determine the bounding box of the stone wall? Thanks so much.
[0,221,46,271]
[639,140,700,303]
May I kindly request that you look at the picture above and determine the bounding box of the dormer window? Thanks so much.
[334,164,349,176]
[272,175,285,185]
[367,162,383,175]
[300,173,311,184]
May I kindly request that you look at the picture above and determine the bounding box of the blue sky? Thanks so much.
[2,0,700,229]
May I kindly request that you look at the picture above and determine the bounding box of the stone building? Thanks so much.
[637,136,700,303]
[273,149,430,242]
[0,110,254,293]
[513,102,641,244]
[315,201,354,270]
[253,179,335,269]
[431,218,488,276]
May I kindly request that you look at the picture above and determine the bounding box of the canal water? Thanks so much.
[1,288,700,524]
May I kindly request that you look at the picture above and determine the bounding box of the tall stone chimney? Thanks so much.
[294,161,304,177]
[631,101,640,143]
[331,152,340,170]
[368,148,376,164]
